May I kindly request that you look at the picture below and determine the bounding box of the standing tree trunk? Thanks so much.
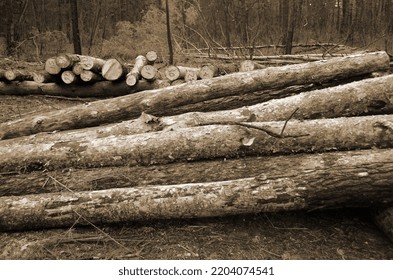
[165,0,173,64]
[70,0,82,54]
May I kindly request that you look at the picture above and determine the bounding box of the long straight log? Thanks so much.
[0,79,163,98]
[1,115,393,173]
[0,52,389,140]
[1,148,392,231]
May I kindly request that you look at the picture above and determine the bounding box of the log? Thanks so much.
[140,65,157,81]
[125,55,148,86]
[72,62,84,75]
[0,80,162,98]
[4,69,33,82]
[61,70,79,84]
[35,74,392,139]
[373,206,393,242]
[31,71,57,83]
[80,70,102,83]
[0,148,391,197]
[1,114,393,172]
[146,51,158,64]
[164,66,200,81]
[171,79,186,86]
[239,60,266,72]
[198,64,219,79]
[1,148,392,231]
[45,57,62,75]
[80,56,106,72]
[55,54,83,69]
[0,52,389,139]
[184,69,199,82]
[102,59,129,81]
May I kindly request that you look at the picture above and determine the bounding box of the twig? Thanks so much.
[280,107,299,136]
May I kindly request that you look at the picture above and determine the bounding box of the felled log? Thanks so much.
[146,51,158,64]
[61,70,79,84]
[31,71,57,83]
[184,69,199,82]
[45,57,62,75]
[80,56,106,72]
[72,62,84,75]
[239,60,266,72]
[32,74,393,140]
[1,148,392,231]
[0,52,389,139]
[198,64,219,79]
[1,114,393,173]
[141,65,157,81]
[164,66,200,81]
[0,80,163,98]
[55,54,83,69]
[80,70,102,83]
[126,55,148,86]
[4,69,33,82]
[102,59,129,81]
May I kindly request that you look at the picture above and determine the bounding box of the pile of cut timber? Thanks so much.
[0,51,393,242]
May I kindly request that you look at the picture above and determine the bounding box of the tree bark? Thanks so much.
[7,74,391,145]
[0,80,164,98]
[0,52,389,139]
[1,148,392,231]
[1,115,393,173]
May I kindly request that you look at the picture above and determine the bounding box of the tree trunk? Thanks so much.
[70,0,82,54]
[165,0,173,64]
[1,114,393,173]
[4,69,33,82]
[1,148,393,232]
[198,65,219,79]
[0,52,389,139]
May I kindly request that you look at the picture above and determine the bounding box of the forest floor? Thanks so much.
[0,53,392,260]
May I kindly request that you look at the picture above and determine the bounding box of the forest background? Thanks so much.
[0,0,392,62]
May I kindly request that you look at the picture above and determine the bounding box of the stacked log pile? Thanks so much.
[0,51,393,242]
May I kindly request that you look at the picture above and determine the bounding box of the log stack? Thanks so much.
[0,51,393,243]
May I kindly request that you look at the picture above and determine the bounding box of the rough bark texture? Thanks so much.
[0,80,162,98]
[1,115,393,173]
[1,148,392,231]
[0,52,389,139]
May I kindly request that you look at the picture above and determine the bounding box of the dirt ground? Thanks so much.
[0,56,392,260]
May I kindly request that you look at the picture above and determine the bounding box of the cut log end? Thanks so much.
[199,65,219,79]
[146,51,158,64]
[126,74,138,86]
[61,71,78,84]
[80,70,102,83]
[102,59,126,81]
[141,65,157,81]
[165,65,181,81]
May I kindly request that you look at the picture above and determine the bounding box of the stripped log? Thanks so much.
[0,52,389,139]
[45,57,62,75]
[80,70,102,83]
[126,55,148,86]
[102,59,129,81]
[4,69,33,82]
[1,148,393,231]
[1,114,393,172]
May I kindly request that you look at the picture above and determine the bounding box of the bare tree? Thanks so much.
[70,0,82,54]
[166,0,174,64]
